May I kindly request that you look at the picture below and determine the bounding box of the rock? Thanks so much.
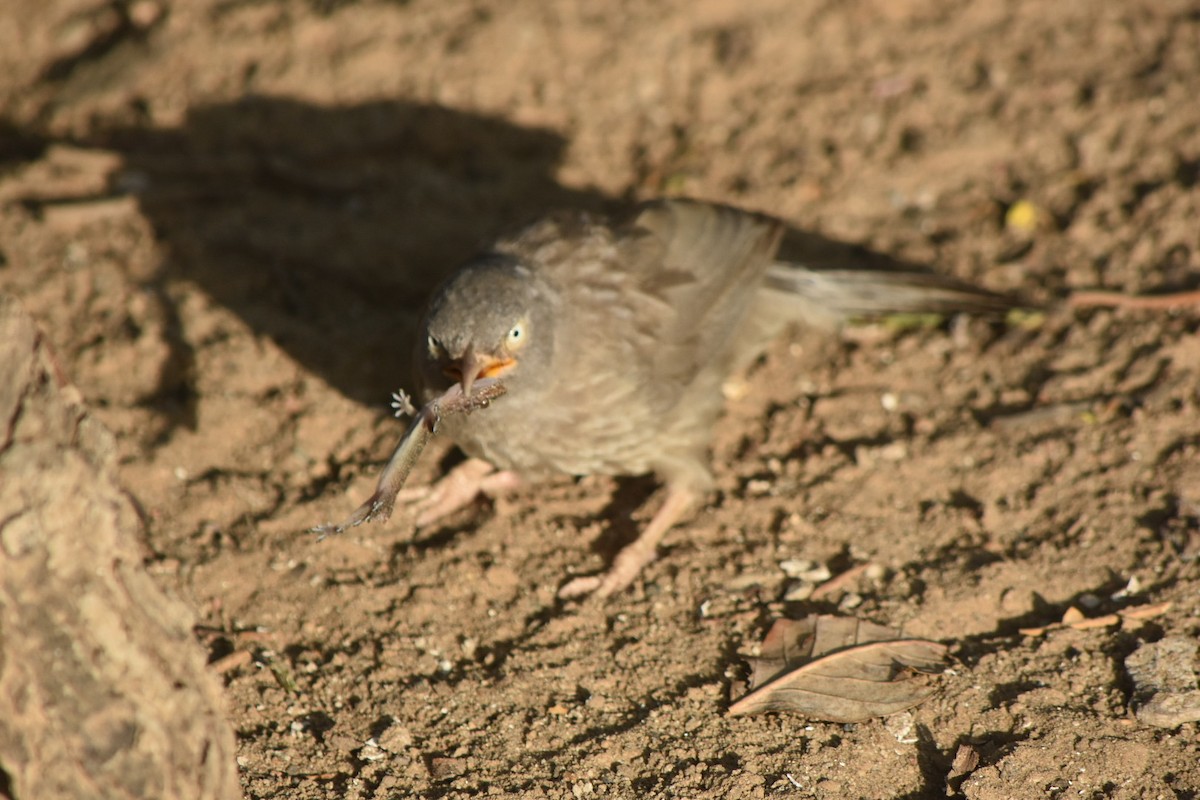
[1125,636,1200,728]
[0,295,240,799]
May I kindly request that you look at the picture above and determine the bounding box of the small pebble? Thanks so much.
[359,739,387,762]
[783,581,815,601]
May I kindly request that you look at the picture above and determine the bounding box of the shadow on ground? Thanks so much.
[11,95,940,434]
[93,96,605,414]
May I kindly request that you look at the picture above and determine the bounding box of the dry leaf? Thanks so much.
[729,616,948,721]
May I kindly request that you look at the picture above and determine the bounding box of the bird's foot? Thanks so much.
[558,537,660,598]
[557,483,698,600]
[397,457,520,527]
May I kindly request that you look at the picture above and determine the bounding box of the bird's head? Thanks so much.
[417,254,557,398]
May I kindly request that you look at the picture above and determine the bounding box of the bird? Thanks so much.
[409,198,1011,599]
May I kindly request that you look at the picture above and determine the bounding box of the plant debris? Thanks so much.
[729,616,948,721]
[1017,601,1172,636]
[1066,288,1200,309]
[311,380,506,538]
[945,743,981,794]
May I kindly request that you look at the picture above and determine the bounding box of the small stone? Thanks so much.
[783,581,814,601]
[427,756,466,780]
[359,739,387,762]
[128,0,164,28]
[460,637,478,659]
[838,592,864,610]
[780,559,831,583]
[884,711,917,743]
[376,723,414,752]
[1112,575,1143,599]
[745,478,772,496]
[328,733,361,753]
[779,558,816,578]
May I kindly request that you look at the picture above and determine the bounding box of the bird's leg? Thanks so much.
[397,457,521,527]
[558,482,699,599]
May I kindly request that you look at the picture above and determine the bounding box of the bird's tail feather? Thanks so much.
[763,262,1016,323]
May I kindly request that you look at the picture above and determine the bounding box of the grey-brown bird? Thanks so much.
[411,199,1009,598]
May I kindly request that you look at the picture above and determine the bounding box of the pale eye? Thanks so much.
[426,335,440,358]
[507,324,526,347]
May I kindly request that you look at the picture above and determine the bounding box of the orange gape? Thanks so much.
[443,355,515,382]
[480,358,516,378]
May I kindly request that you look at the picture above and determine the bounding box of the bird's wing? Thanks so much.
[490,200,781,431]
[615,199,784,388]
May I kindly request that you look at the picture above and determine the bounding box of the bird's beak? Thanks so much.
[447,343,516,396]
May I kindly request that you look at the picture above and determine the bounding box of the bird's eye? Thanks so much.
[506,320,528,350]
[426,335,441,358]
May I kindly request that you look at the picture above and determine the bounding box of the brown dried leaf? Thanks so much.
[744,617,902,689]
[730,616,948,721]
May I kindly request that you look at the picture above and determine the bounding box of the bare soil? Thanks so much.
[2,0,1199,797]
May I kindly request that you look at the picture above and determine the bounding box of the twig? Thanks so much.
[210,650,253,674]
[810,563,871,599]
[1067,289,1200,310]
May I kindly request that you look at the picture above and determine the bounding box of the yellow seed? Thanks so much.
[1005,200,1044,234]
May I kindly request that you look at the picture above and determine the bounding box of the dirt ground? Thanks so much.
[3,0,1200,797]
